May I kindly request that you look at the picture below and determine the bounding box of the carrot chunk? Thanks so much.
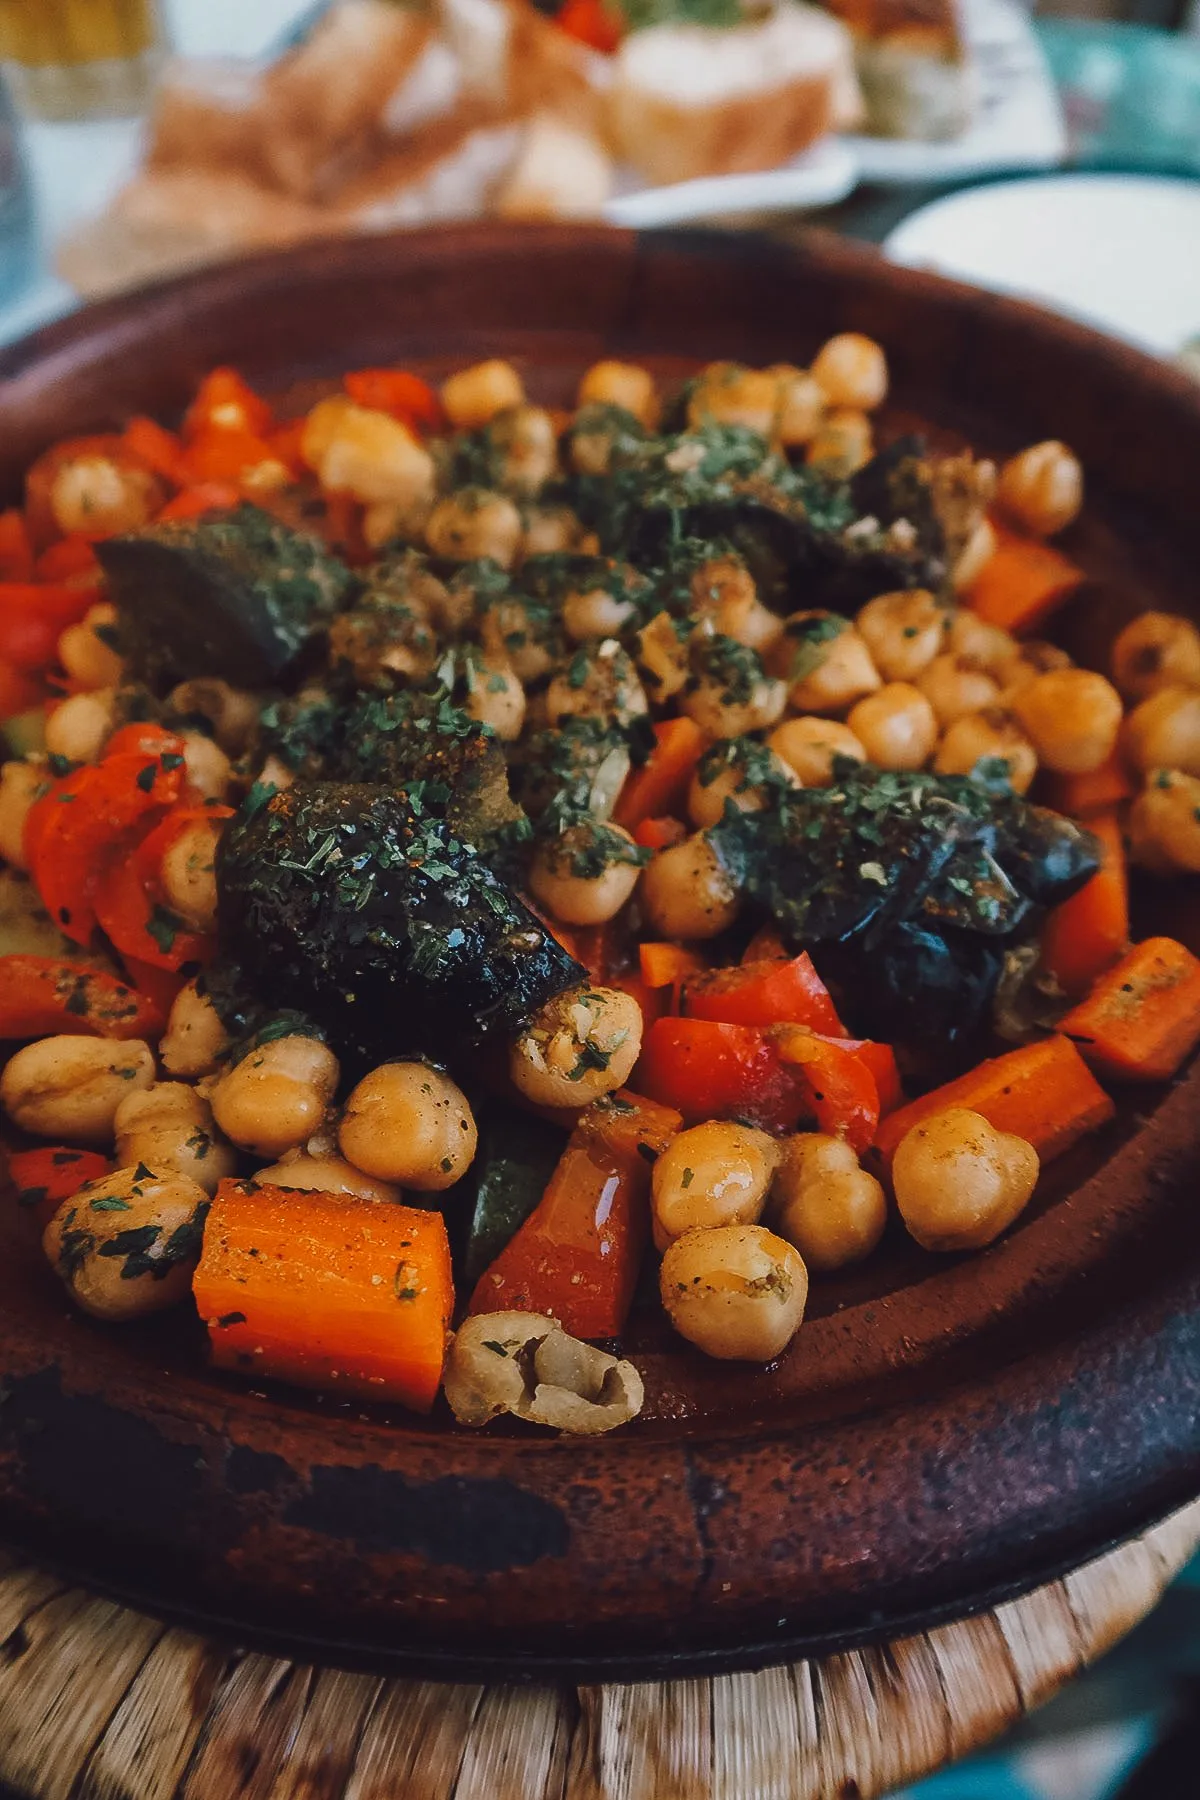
[965,521,1085,635]
[1042,811,1130,999]
[194,1181,454,1412]
[1047,751,1136,819]
[875,1035,1114,1165]
[1058,936,1200,1082]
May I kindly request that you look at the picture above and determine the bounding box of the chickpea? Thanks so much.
[0,760,46,869]
[893,1107,1039,1253]
[561,567,642,643]
[486,595,559,685]
[509,985,642,1110]
[996,640,1073,704]
[690,557,781,654]
[0,1036,154,1145]
[309,402,436,510]
[168,679,259,755]
[688,363,783,438]
[58,603,122,691]
[426,489,523,568]
[687,748,795,831]
[175,730,231,803]
[339,1062,477,1190]
[933,707,1038,794]
[856,590,948,683]
[463,652,525,741]
[847,683,938,770]
[490,405,558,497]
[951,517,998,593]
[996,440,1083,537]
[441,359,524,430]
[158,816,223,934]
[545,640,647,728]
[767,365,825,447]
[255,1151,401,1204]
[660,1224,807,1362]
[810,333,888,410]
[681,642,786,738]
[1122,685,1200,778]
[652,1122,780,1250]
[210,1033,339,1158]
[43,1166,210,1321]
[114,1082,235,1194]
[635,610,690,703]
[578,361,659,430]
[806,408,873,473]
[49,455,158,539]
[1012,668,1123,775]
[640,833,740,941]
[1129,770,1200,874]
[522,504,584,558]
[529,823,643,926]
[768,717,866,787]
[947,610,1017,675]
[1111,611,1200,702]
[917,652,1002,728]
[159,979,230,1078]
[44,688,117,765]
[769,613,881,715]
[769,1133,886,1274]
[362,495,434,552]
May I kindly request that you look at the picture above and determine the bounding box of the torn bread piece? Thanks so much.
[335,109,526,230]
[823,0,973,140]
[607,0,861,187]
[494,111,613,219]
[147,56,271,180]
[259,0,438,199]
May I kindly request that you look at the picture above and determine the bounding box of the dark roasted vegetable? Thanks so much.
[461,1106,565,1285]
[711,762,1100,1046]
[99,505,354,690]
[215,781,583,1065]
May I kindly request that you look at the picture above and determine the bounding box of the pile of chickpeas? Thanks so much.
[2,335,1197,1373]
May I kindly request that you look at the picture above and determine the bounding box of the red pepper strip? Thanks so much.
[0,582,94,671]
[632,815,687,852]
[609,968,666,1030]
[0,663,44,721]
[34,536,101,583]
[614,717,705,831]
[556,0,623,52]
[118,956,186,1025]
[184,425,285,487]
[773,1029,880,1155]
[268,419,308,476]
[104,722,188,760]
[156,483,242,523]
[343,369,444,432]
[0,953,163,1041]
[684,952,847,1038]
[8,1147,114,1234]
[123,417,191,486]
[637,1016,811,1132]
[96,804,230,971]
[29,750,187,945]
[0,511,34,582]
[830,1036,902,1116]
[468,1091,681,1338]
[184,367,272,440]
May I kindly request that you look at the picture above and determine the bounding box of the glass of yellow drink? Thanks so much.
[0,0,168,120]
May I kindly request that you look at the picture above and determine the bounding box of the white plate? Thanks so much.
[884,172,1200,356]
[603,139,858,228]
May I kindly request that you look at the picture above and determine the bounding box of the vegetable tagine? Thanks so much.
[2,341,1199,1436]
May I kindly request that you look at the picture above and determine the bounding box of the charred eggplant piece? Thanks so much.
[98,504,354,690]
[216,781,582,1066]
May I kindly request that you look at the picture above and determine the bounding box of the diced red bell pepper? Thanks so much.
[637,1016,811,1133]
[95,802,229,971]
[185,425,285,488]
[0,662,43,721]
[343,369,444,432]
[0,953,163,1041]
[0,511,34,582]
[34,536,101,583]
[156,483,242,523]
[122,417,191,487]
[684,952,847,1037]
[9,1147,115,1234]
[772,1029,880,1156]
[0,583,94,672]
[632,815,687,851]
[28,749,187,945]
[184,367,272,440]
[614,718,705,830]
[268,420,308,476]
[556,0,623,52]
[468,1091,681,1338]
[609,968,666,1029]
[118,956,187,1025]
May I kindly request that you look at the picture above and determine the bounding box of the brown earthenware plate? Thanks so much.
[1,225,1199,1682]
